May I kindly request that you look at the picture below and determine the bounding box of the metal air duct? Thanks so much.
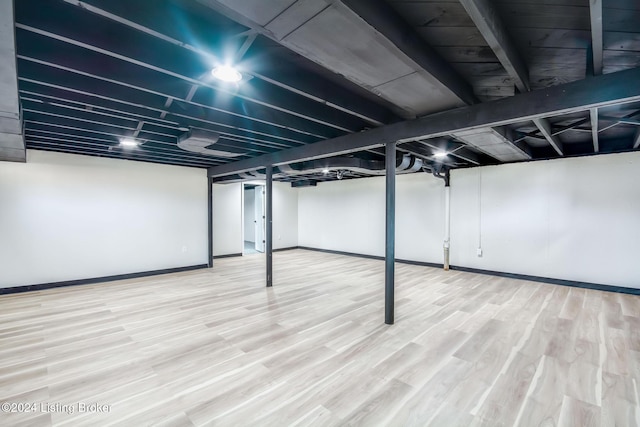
[178,128,244,157]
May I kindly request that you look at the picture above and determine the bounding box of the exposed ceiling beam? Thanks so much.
[455,0,560,157]
[60,0,395,126]
[20,93,176,131]
[26,134,220,166]
[159,98,172,119]
[24,120,217,159]
[417,139,481,165]
[456,0,553,157]
[590,108,599,152]
[397,142,458,168]
[532,118,564,156]
[184,85,199,103]
[599,116,640,126]
[249,66,394,127]
[24,127,219,162]
[23,110,264,159]
[21,102,265,155]
[17,58,324,144]
[513,117,590,144]
[235,32,257,62]
[341,0,533,161]
[20,85,303,151]
[0,0,24,162]
[27,143,213,168]
[23,105,174,138]
[209,66,640,177]
[589,0,603,75]
[495,126,534,158]
[15,24,363,134]
[193,0,467,116]
[339,0,477,106]
[553,118,591,136]
[458,0,529,92]
[634,129,640,150]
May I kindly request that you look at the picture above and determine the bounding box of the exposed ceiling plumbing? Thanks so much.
[14,0,640,176]
[215,153,424,184]
[278,154,422,176]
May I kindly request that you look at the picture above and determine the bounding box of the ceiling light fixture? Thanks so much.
[211,65,243,83]
[433,152,448,158]
[120,138,138,147]
[322,168,330,174]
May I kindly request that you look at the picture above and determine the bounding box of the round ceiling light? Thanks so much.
[120,138,138,147]
[211,65,243,83]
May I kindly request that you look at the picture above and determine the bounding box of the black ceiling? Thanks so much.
[14,0,640,184]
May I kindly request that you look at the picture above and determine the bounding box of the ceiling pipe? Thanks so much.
[215,154,423,184]
[432,168,451,270]
[431,168,450,187]
[278,154,418,177]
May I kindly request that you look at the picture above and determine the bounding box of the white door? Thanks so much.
[254,186,265,252]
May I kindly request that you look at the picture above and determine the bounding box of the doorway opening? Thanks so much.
[243,183,265,255]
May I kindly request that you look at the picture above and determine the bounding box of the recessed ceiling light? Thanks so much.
[120,138,138,147]
[211,65,242,83]
[433,152,448,158]
[322,168,329,174]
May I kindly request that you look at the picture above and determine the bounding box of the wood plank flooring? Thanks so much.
[1,249,639,426]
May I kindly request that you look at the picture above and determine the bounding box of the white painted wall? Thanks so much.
[273,181,298,250]
[213,182,242,256]
[243,187,255,243]
[299,176,384,256]
[0,150,208,288]
[450,151,640,288]
[298,173,445,262]
[297,151,640,288]
[212,181,298,255]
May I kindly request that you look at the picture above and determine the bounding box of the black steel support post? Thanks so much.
[207,177,213,268]
[266,165,273,287]
[385,142,396,325]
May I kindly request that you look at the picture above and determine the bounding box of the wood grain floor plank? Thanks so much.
[0,249,639,426]
[558,395,600,427]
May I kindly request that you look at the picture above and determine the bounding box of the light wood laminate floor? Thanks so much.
[1,249,639,426]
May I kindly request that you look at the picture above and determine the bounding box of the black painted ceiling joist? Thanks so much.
[20,94,294,156]
[15,0,374,133]
[459,0,530,93]
[209,66,640,177]
[338,0,537,163]
[339,0,477,106]
[16,54,337,143]
[17,72,319,150]
[60,0,397,126]
[589,0,603,76]
[25,128,223,164]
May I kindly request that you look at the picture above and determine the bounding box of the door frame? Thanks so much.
[242,182,266,255]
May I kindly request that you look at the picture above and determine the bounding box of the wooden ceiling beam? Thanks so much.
[458,0,530,93]
[589,0,604,76]
[209,66,640,177]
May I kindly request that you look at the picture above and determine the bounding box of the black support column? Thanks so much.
[207,177,213,268]
[266,165,273,287]
[385,142,396,325]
